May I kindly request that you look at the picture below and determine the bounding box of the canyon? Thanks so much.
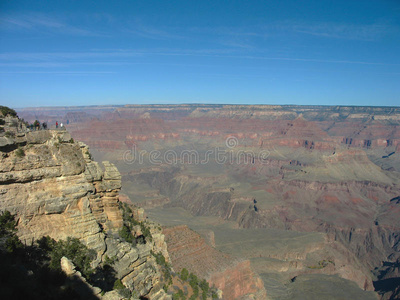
[16,104,400,299]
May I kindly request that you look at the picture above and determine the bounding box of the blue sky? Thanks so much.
[0,0,399,108]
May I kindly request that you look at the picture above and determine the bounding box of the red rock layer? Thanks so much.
[163,225,266,299]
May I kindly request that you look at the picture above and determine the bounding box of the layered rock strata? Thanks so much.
[0,115,171,299]
[163,225,267,300]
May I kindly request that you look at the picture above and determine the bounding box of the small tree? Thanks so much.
[180,268,189,281]
[0,210,23,253]
[118,225,134,243]
[200,279,209,295]
[0,210,18,237]
[39,236,96,279]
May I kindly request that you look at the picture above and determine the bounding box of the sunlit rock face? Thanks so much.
[0,127,123,258]
[0,115,173,299]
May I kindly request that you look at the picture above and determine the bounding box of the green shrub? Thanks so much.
[118,225,134,243]
[15,148,25,158]
[172,293,180,300]
[120,202,139,226]
[38,236,96,278]
[0,106,17,117]
[113,279,124,290]
[189,273,198,288]
[140,222,153,241]
[5,131,15,138]
[172,289,185,300]
[0,214,117,298]
[151,251,172,284]
[180,268,189,281]
[189,273,199,297]
[114,280,131,298]
[0,210,17,236]
[104,254,117,266]
[200,279,209,295]
[119,202,152,243]
[0,210,23,253]
[154,251,167,266]
[202,291,207,300]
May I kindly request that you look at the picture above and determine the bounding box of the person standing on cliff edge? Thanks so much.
[56,121,58,129]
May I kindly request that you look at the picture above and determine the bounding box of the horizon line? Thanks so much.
[14,103,400,110]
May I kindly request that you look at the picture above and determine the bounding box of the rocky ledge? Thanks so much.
[0,112,172,299]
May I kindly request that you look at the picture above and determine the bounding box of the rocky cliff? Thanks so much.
[0,112,171,299]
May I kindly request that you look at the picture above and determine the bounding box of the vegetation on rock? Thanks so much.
[15,147,25,158]
[119,202,153,244]
[37,236,96,278]
[4,131,15,138]
[0,106,17,117]
[0,210,119,299]
[0,210,93,299]
[173,267,217,300]
[152,250,173,285]
[180,267,189,281]
[0,210,23,253]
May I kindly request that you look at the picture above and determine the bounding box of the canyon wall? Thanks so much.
[0,113,171,299]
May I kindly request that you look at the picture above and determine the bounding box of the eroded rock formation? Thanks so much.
[0,113,172,299]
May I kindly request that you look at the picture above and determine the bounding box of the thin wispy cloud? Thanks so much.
[1,49,398,67]
[185,21,397,51]
[216,39,254,49]
[0,50,144,61]
[125,24,184,40]
[0,71,115,74]
[272,21,395,41]
[0,14,101,37]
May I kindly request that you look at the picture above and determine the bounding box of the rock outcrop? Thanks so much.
[0,113,171,299]
[0,127,122,259]
[61,256,103,299]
